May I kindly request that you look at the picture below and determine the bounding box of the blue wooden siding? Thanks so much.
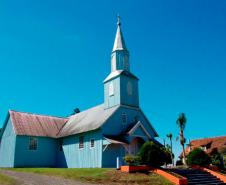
[62,129,102,168]
[102,144,125,168]
[104,78,121,108]
[104,75,139,109]
[120,75,139,107]
[0,119,16,167]
[56,139,67,168]
[102,106,156,138]
[14,136,57,167]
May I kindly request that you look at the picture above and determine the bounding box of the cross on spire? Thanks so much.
[117,14,121,26]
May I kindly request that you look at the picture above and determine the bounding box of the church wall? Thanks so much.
[62,129,102,168]
[56,139,67,167]
[14,136,57,167]
[0,119,16,167]
[102,106,157,138]
[120,75,139,107]
[102,144,125,168]
[104,78,121,108]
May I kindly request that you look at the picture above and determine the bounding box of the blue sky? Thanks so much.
[0,0,226,159]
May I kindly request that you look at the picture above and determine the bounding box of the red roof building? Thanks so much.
[186,136,226,155]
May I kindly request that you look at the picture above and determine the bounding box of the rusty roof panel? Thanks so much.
[9,110,68,138]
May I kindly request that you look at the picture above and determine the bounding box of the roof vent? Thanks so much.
[71,108,80,115]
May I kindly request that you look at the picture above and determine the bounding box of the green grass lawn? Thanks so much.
[0,173,17,185]
[9,168,173,185]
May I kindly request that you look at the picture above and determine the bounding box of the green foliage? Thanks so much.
[7,168,174,185]
[211,153,224,169]
[187,148,211,166]
[0,173,17,185]
[176,113,187,132]
[123,155,141,166]
[138,141,168,167]
[163,148,173,165]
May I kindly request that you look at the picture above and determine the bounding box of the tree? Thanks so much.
[166,133,174,166]
[176,113,187,165]
[187,148,211,166]
[210,148,224,169]
[163,146,173,166]
[138,142,167,167]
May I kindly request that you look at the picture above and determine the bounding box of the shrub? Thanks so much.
[211,153,224,169]
[187,148,211,166]
[138,141,166,167]
[124,155,141,166]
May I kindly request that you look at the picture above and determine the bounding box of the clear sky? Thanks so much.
[0,0,226,160]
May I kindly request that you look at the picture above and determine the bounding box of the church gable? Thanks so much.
[101,105,157,138]
[128,122,151,139]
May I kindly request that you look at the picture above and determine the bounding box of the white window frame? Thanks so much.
[109,82,114,96]
[90,138,95,149]
[29,137,38,151]
[78,136,84,149]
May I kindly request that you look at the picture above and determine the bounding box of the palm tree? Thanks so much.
[176,113,187,165]
[166,133,174,166]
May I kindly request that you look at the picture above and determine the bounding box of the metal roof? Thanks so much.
[104,70,138,83]
[112,16,127,52]
[9,110,68,138]
[58,104,119,137]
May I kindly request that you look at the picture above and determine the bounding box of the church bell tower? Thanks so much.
[104,17,139,109]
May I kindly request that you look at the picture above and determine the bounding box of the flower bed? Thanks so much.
[121,166,188,185]
[152,169,187,185]
[120,165,150,173]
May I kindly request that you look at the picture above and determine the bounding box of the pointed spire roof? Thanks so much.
[112,16,127,52]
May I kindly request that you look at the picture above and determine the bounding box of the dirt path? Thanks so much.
[0,170,98,185]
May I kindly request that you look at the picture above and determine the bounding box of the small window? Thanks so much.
[90,139,95,148]
[79,136,84,149]
[127,81,133,95]
[59,139,63,151]
[122,113,127,124]
[109,82,114,96]
[29,137,38,150]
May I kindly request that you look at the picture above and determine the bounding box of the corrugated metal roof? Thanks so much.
[58,104,119,137]
[9,110,68,138]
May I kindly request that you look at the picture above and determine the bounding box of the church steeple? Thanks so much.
[112,16,127,51]
[104,17,139,109]
[111,16,130,72]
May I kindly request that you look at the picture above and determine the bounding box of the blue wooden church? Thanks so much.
[0,18,158,168]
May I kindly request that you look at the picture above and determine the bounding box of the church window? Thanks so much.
[109,82,114,96]
[79,136,84,149]
[127,81,133,95]
[90,139,95,148]
[29,137,38,150]
[122,113,127,124]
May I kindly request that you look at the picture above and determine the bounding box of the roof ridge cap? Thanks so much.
[9,109,68,120]
[192,135,226,142]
